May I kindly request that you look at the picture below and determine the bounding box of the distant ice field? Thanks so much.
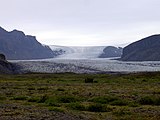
[10,58,160,73]
[49,46,106,59]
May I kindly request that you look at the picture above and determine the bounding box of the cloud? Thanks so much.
[0,0,160,46]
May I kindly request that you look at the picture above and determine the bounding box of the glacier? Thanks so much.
[11,58,160,74]
[49,45,106,59]
[10,46,160,74]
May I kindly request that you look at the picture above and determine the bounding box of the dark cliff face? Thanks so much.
[0,54,14,74]
[121,34,160,61]
[0,27,55,60]
[0,54,6,61]
[99,46,123,58]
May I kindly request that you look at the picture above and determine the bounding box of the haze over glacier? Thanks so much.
[50,46,106,59]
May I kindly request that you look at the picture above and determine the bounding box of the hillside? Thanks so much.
[121,34,160,61]
[0,26,55,60]
[99,46,123,58]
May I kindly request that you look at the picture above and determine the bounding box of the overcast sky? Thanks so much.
[1,0,160,46]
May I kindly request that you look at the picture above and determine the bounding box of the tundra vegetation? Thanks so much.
[0,72,160,120]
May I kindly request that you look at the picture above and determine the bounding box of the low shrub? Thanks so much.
[37,95,49,103]
[113,108,131,116]
[12,96,28,100]
[67,103,86,111]
[128,102,140,107]
[139,96,154,105]
[57,96,79,103]
[87,103,112,112]
[154,97,160,105]
[110,99,129,106]
[57,88,65,91]
[48,107,64,112]
[28,87,36,90]
[89,96,119,104]
[45,98,60,107]
[28,97,39,102]
[1,86,6,89]
[85,78,94,83]
[0,96,6,100]
[139,96,160,105]
[28,95,49,103]
[37,87,48,91]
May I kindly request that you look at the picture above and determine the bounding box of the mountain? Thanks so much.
[99,46,123,58]
[121,34,160,61]
[0,26,55,60]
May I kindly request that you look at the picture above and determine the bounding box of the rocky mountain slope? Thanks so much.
[121,34,160,61]
[0,54,15,74]
[99,46,123,58]
[0,26,55,60]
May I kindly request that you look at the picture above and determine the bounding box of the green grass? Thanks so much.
[48,107,65,112]
[11,96,28,100]
[67,102,86,111]
[138,96,160,105]
[0,72,160,119]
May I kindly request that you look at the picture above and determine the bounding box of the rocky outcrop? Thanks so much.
[121,34,160,61]
[0,26,56,60]
[0,54,15,74]
[0,54,6,61]
[99,46,123,58]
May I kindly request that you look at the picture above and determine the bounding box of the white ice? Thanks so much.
[49,45,106,59]
[10,46,160,74]
[10,58,160,74]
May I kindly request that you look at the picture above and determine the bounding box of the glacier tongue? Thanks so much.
[50,46,106,59]
[11,59,160,74]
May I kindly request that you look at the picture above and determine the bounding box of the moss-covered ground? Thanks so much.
[0,72,160,120]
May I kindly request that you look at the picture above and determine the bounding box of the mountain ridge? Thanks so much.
[121,34,160,61]
[0,26,56,60]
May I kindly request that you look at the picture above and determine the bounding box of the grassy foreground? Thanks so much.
[0,72,160,120]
